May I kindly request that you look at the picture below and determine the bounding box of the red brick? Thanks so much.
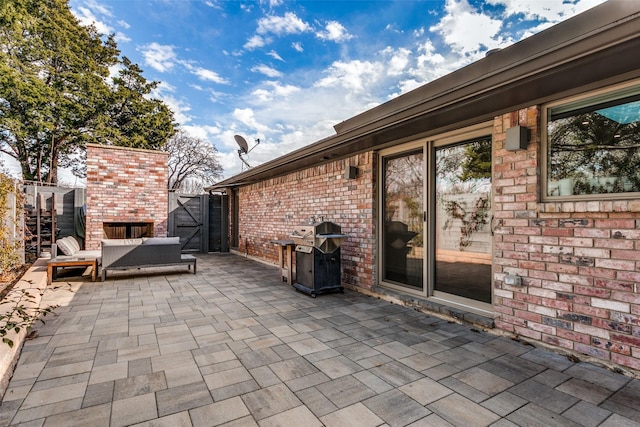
[573,228,610,238]
[559,237,593,247]
[575,343,610,360]
[594,220,636,229]
[573,286,610,298]
[546,263,579,274]
[611,250,640,261]
[541,228,573,237]
[617,271,640,282]
[556,329,590,344]
[514,326,541,340]
[542,334,574,350]
[578,267,617,280]
[542,298,572,311]
[594,239,634,250]
[610,333,640,347]
[612,353,640,371]
[595,259,636,271]
[611,291,640,305]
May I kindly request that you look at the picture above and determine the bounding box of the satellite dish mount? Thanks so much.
[234,135,260,170]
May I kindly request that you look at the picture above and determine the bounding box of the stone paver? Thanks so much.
[1,253,639,426]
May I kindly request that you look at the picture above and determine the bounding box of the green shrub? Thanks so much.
[0,173,23,275]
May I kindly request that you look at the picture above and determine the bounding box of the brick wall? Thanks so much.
[237,153,376,289]
[85,144,169,250]
[493,107,640,371]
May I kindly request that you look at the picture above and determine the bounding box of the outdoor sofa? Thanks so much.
[47,236,101,285]
[100,236,196,281]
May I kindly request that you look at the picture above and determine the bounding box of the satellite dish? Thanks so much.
[233,134,261,170]
[234,135,249,154]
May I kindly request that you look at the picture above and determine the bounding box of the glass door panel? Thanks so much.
[382,150,424,290]
[434,138,492,303]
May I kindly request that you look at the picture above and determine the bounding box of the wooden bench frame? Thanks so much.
[47,258,98,285]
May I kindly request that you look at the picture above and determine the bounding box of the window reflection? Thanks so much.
[547,91,640,197]
[382,151,423,289]
[435,138,492,303]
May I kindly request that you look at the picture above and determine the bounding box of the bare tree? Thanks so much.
[164,130,223,192]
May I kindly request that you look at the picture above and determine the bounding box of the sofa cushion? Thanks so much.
[102,238,143,246]
[57,236,78,256]
[142,237,180,245]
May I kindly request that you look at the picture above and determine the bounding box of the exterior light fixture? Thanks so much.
[345,165,358,179]
[505,126,530,151]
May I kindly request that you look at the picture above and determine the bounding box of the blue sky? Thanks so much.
[62,0,605,180]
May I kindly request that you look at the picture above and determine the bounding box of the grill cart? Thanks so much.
[289,220,348,297]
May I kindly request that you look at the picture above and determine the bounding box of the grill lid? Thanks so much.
[289,221,348,253]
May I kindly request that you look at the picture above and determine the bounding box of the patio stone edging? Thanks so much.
[344,283,495,329]
[346,283,640,380]
[0,258,48,400]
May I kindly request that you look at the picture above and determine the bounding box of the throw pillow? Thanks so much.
[56,237,77,256]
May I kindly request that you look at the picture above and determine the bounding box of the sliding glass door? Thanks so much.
[381,149,424,291]
[380,127,493,313]
[434,138,493,305]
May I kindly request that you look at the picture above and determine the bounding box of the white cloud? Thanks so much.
[152,82,193,125]
[203,0,223,10]
[181,124,222,141]
[292,42,304,52]
[316,21,353,42]
[315,60,383,92]
[267,50,284,61]
[489,0,606,22]
[233,108,271,133]
[244,35,269,50]
[251,64,282,78]
[74,6,114,35]
[117,19,130,29]
[381,47,411,76]
[192,67,228,84]
[114,32,131,43]
[257,12,311,36]
[251,81,300,102]
[269,0,284,7]
[430,0,505,56]
[139,42,177,72]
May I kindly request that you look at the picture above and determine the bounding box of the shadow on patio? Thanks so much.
[1,253,639,426]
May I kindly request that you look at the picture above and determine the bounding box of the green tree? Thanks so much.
[548,111,640,190]
[0,0,176,183]
[103,58,176,150]
[458,138,492,182]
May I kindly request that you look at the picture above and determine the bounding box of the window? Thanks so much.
[545,82,640,198]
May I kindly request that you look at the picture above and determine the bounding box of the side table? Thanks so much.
[47,257,98,285]
[271,240,296,284]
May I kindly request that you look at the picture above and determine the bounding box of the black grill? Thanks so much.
[289,220,348,297]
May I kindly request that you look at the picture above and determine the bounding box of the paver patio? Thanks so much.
[0,253,639,426]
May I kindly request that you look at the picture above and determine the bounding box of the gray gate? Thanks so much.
[168,193,228,253]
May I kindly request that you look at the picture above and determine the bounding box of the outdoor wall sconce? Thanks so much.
[505,125,530,151]
[345,165,358,179]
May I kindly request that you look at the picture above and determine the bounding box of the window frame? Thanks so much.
[541,79,640,202]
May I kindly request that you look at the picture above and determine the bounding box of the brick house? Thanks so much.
[210,2,640,373]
